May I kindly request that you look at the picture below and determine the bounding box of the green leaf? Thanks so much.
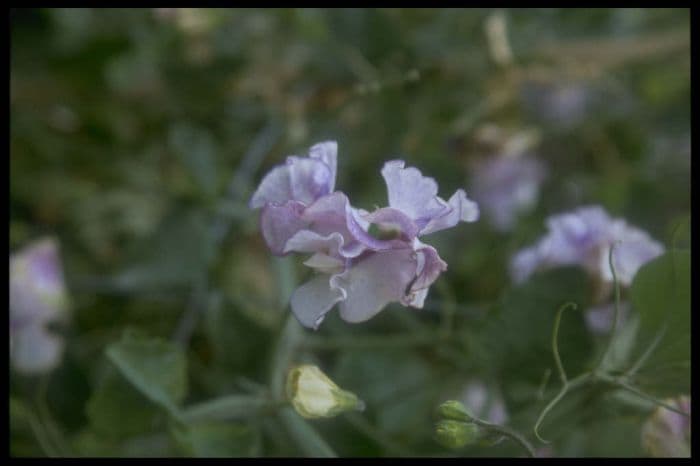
[106,329,188,416]
[172,421,260,457]
[180,395,274,423]
[168,123,219,198]
[85,367,164,439]
[629,250,690,396]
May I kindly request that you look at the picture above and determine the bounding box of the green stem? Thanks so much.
[596,374,690,417]
[624,324,666,378]
[472,418,536,458]
[593,242,622,373]
[552,302,578,384]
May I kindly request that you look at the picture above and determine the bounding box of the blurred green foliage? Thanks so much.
[10,8,689,457]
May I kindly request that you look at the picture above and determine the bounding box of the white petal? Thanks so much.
[290,275,346,330]
[334,248,417,323]
[11,324,64,374]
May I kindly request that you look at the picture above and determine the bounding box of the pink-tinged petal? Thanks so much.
[309,141,338,193]
[11,324,64,374]
[404,240,447,307]
[334,248,417,323]
[421,189,479,235]
[290,274,346,329]
[260,201,307,255]
[362,207,420,239]
[303,192,399,252]
[381,160,447,222]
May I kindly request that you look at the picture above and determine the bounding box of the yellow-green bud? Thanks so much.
[435,419,480,449]
[437,400,473,422]
[286,365,365,419]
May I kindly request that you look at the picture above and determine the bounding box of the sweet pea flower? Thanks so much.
[510,206,664,287]
[642,396,691,457]
[250,141,479,329]
[471,153,546,232]
[10,238,69,374]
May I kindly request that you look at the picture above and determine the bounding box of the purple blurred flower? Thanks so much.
[471,153,546,231]
[584,301,631,335]
[520,82,593,129]
[461,380,508,425]
[250,141,478,329]
[642,396,690,457]
[10,238,69,374]
[510,205,664,287]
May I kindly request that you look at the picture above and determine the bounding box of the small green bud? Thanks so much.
[437,400,474,422]
[434,419,480,449]
[286,365,365,419]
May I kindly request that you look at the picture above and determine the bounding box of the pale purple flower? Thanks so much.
[520,82,592,129]
[250,142,478,329]
[642,396,690,457]
[10,238,68,374]
[471,153,546,231]
[460,380,508,425]
[584,301,631,335]
[510,205,664,287]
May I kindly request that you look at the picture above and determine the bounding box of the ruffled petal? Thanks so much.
[334,248,417,323]
[381,160,447,223]
[420,189,479,235]
[404,240,447,307]
[290,274,346,330]
[303,192,397,252]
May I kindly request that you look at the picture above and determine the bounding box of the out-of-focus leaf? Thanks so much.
[106,329,188,415]
[171,421,260,457]
[108,210,212,292]
[180,395,272,423]
[629,250,690,396]
[168,123,219,198]
[85,367,163,439]
[278,407,337,458]
[482,268,593,391]
[333,349,438,442]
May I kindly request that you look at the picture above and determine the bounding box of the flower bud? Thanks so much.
[434,419,480,449]
[286,365,364,419]
[641,396,690,458]
[437,400,473,422]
